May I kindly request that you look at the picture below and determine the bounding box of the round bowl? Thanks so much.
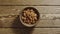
[19,7,40,27]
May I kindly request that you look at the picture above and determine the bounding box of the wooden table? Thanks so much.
[0,0,60,34]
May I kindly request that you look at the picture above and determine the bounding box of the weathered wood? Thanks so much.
[0,17,15,27]
[0,6,60,16]
[0,0,60,34]
[0,15,60,27]
[0,28,60,34]
[0,6,19,16]
[0,6,60,27]
[0,0,60,5]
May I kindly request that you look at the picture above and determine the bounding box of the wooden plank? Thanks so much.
[0,28,60,34]
[0,0,60,5]
[0,6,60,16]
[0,17,16,27]
[0,6,19,16]
[22,6,60,14]
[0,15,60,27]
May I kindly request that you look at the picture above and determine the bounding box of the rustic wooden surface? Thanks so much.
[0,0,60,34]
[0,6,60,16]
[0,6,60,28]
[0,0,60,5]
[0,28,60,34]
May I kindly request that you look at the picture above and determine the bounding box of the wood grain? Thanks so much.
[0,6,60,27]
[0,6,60,16]
[0,16,60,27]
[0,0,60,5]
[0,0,60,34]
[0,28,60,34]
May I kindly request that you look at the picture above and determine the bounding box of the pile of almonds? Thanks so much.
[21,9,38,24]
